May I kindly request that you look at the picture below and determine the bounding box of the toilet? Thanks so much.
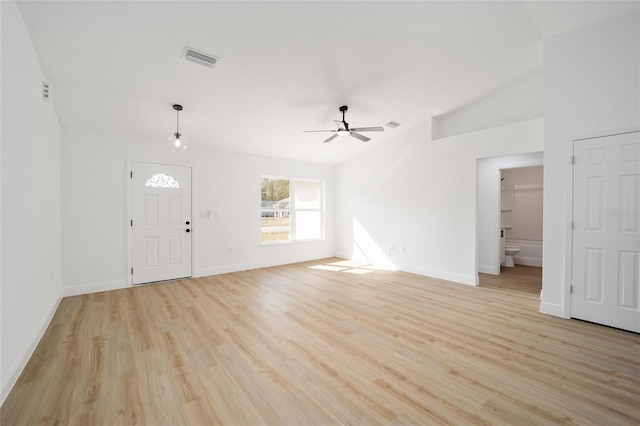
[504,245,521,267]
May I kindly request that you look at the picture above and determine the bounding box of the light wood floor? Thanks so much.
[2,259,639,425]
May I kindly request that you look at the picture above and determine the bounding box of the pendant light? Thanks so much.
[168,104,187,152]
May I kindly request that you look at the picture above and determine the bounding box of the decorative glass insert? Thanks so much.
[145,173,180,189]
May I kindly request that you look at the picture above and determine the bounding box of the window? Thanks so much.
[294,180,323,240]
[145,173,180,189]
[261,177,290,242]
[261,177,324,243]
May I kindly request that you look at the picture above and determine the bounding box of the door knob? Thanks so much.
[186,221,190,225]
[186,229,191,232]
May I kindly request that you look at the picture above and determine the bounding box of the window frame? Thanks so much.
[260,175,325,245]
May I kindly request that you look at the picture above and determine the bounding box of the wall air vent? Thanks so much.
[42,82,50,102]
[182,47,220,69]
[386,121,400,128]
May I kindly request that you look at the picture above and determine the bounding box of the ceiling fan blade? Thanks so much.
[323,134,339,143]
[334,120,347,130]
[349,132,370,142]
[303,130,337,133]
[350,127,384,132]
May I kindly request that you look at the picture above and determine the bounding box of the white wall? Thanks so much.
[1,1,63,402]
[502,166,544,267]
[542,13,640,317]
[61,128,334,295]
[335,117,543,286]
[477,153,543,275]
[432,71,543,139]
[501,166,543,242]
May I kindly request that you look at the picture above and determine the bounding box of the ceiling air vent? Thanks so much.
[182,47,220,69]
[386,121,400,128]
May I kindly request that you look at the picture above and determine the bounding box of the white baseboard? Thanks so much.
[62,278,129,297]
[402,265,478,286]
[1,291,63,406]
[514,256,542,267]
[539,301,565,317]
[478,264,500,275]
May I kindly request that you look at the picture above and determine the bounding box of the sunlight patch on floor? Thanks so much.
[308,260,393,275]
[309,265,348,272]
[309,263,373,274]
[328,260,370,268]
[343,268,372,274]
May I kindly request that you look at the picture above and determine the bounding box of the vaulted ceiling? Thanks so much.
[16,1,639,164]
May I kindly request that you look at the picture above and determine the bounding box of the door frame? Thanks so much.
[127,159,196,286]
[565,127,640,318]
[475,153,543,277]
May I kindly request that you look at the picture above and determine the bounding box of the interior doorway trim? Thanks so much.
[476,152,543,278]
[127,159,196,286]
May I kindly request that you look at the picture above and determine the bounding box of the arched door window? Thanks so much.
[145,173,180,189]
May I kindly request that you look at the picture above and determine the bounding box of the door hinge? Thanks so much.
[570,220,575,230]
[130,171,133,178]
[130,219,133,227]
[131,267,133,275]
[570,285,573,294]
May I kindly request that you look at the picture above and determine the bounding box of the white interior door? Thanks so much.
[131,162,192,285]
[572,131,640,333]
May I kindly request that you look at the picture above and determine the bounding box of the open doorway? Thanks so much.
[500,166,543,269]
[491,165,544,293]
[476,153,543,293]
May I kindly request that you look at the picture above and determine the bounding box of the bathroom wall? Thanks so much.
[501,166,543,266]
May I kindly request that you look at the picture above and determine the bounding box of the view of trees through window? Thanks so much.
[261,178,290,242]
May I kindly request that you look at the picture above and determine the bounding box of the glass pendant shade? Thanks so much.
[169,104,187,152]
[168,132,187,153]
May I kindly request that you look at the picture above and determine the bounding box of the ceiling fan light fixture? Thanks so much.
[303,105,384,143]
[168,104,188,153]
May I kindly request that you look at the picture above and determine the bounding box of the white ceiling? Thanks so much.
[15,1,639,164]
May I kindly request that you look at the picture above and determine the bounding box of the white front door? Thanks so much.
[131,162,192,285]
[572,131,640,333]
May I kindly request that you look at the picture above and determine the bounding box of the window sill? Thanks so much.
[260,237,325,246]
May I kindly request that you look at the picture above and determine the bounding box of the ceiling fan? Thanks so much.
[304,105,384,143]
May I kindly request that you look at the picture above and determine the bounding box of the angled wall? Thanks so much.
[432,72,543,139]
[1,1,63,402]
